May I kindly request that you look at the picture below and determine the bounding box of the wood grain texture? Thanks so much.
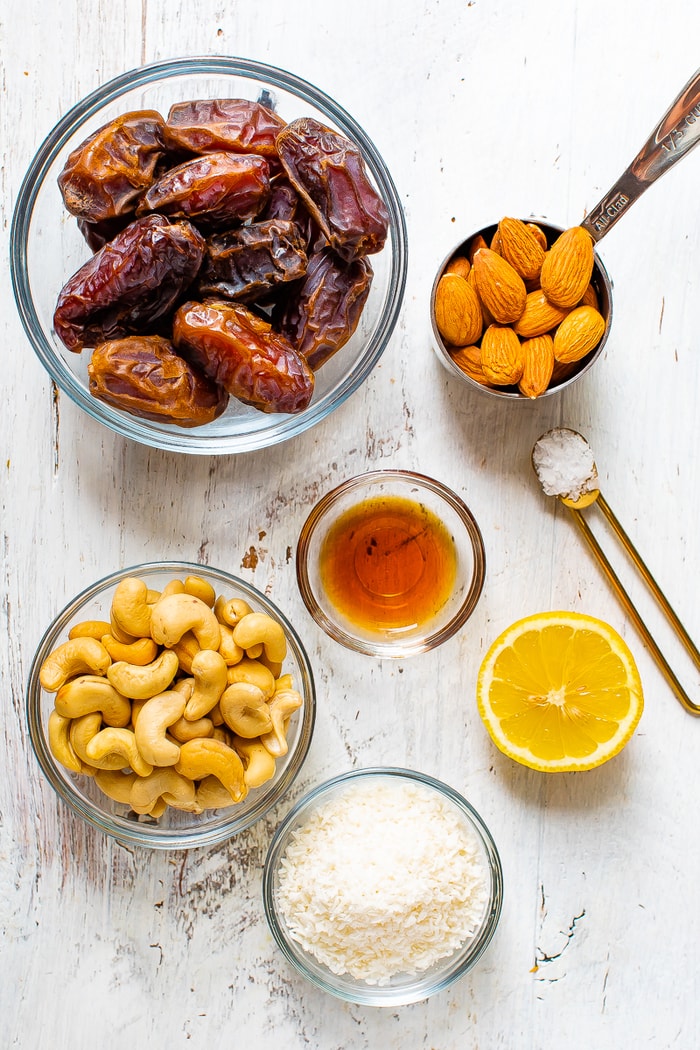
[2,0,700,1046]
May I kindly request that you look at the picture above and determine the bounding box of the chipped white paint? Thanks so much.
[2,1,700,1046]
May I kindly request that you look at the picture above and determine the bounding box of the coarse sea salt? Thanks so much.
[532,428,599,502]
[275,776,489,985]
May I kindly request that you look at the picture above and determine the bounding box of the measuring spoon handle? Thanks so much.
[582,67,700,242]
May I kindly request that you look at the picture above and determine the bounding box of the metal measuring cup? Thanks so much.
[431,68,700,399]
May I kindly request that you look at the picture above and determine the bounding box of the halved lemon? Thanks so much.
[476,611,644,772]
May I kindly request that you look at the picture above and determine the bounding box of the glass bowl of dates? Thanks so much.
[25,561,316,850]
[430,217,612,400]
[11,56,407,453]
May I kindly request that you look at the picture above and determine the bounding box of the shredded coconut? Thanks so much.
[532,427,599,502]
[275,776,489,985]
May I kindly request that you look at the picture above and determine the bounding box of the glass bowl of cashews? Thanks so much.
[26,561,316,849]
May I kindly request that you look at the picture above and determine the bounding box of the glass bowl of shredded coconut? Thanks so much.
[262,767,503,1005]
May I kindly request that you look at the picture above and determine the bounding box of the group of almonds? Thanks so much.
[434,218,606,398]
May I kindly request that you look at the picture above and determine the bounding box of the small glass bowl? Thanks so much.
[25,561,315,850]
[262,767,503,1006]
[10,56,407,454]
[296,470,486,657]
[430,218,612,400]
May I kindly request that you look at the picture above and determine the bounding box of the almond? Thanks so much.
[472,248,527,325]
[468,233,488,263]
[526,222,548,251]
[467,267,495,328]
[449,344,492,386]
[552,305,606,363]
[481,324,524,385]
[579,282,599,310]
[490,228,503,254]
[540,226,595,308]
[498,217,546,281]
[551,358,579,385]
[434,272,483,347]
[445,254,471,279]
[513,289,570,338]
[518,334,555,398]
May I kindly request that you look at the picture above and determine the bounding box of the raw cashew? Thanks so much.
[184,649,228,720]
[184,575,216,607]
[232,612,287,665]
[161,579,185,598]
[233,736,277,788]
[260,688,303,758]
[130,768,201,814]
[209,702,224,726]
[70,712,123,768]
[171,677,195,701]
[169,714,214,743]
[214,596,253,627]
[130,698,147,728]
[175,738,247,803]
[219,682,273,738]
[109,615,137,645]
[134,690,186,766]
[111,577,152,639]
[107,649,179,700]
[225,658,276,699]
[94,769,138,804]
[171,631,200,674]
[101,634,158,666]
[68,620,112,641]
[85,727,153,777]
[196,774,238,809]
[150,593,221,651]
[218,623,244,666]
[55,675,131,727]
[48,710,84,773]
[40,637,112,692]
[210,726,233,746]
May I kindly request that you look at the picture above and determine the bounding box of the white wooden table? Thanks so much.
[3,1,700,1046]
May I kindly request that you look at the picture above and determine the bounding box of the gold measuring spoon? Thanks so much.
[532,427,700,715]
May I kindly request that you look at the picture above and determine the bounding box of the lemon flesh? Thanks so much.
[476,612,644,772]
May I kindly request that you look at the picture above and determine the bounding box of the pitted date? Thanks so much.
[261,178,323,253]
[58,110,166,222]
[77,214,132,252]
[164,98,285,160]
[136,151,270,228]
[198,219,308,302]
[276,117,389,260]
[173,300,314,414]
[276,248,373,370]
[88,335,229,426]
[54,215,205,352]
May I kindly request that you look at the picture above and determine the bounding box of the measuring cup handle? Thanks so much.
[582,67,700,241]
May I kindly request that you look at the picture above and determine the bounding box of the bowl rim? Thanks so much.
[10,55,408,455]
[429,216,614,400]
[25,559,316,849]
[262,765,504,1006]
[295,469,486,657]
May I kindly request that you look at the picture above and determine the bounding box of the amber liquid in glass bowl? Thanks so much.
[317,495,457,633]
